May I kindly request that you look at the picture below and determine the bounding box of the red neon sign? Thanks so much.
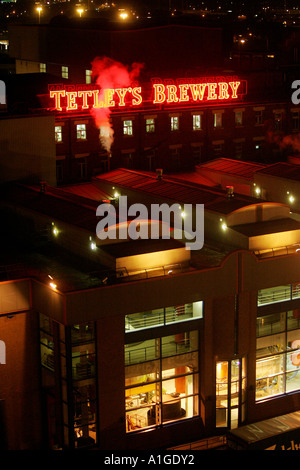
[49,79,246,112]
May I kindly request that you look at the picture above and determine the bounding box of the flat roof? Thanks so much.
[101,238,186,258]
[231,217,300,237]
[93,168,258,214]
[198,157,267,179]
[255,162,300,181]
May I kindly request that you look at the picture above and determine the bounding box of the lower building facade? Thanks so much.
[1,247,300,450]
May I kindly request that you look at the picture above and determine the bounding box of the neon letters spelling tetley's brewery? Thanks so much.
[49,76,247,112]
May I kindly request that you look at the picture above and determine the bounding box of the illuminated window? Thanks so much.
[213,112,222,128]
[216,358,247,429]
[192,114,201,131]
[170,116,179,131]
[62,66,68,79]
[145,118,155,133]
[40,63,46,73]
[235,111,243,126]
[123,120,133,136]
[125,330,199,432]
[125,302,203,332]
[255,109,263,125]
[76,124,86,140]
[55,125,63,143]
[257,284,300,306]
[256,311,300,401]
[85,69,92,84]
[292,111,300,131]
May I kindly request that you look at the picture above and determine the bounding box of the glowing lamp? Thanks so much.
[52,225,59,236]
[255,186,261,195]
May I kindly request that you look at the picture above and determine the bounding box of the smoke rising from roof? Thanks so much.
[90,56,143,154]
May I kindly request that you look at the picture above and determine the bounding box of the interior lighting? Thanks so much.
[90,242,96,250]
[114,191,119,198]
[221,222,227,231]
[77,8,84,17]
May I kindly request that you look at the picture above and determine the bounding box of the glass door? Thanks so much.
[216,357,247,429]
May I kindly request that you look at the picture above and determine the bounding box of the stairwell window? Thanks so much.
[55,125,63,143]
[171,116,179,131]
[145,118,155,133]
[76,124,87,140]
[123,120,133,136]
[62,66,69,79]
[192,114,201,131]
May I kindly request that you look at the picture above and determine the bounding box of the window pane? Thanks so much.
[171,116,179,131]
[257,285,291,305]
[193,114,201,130]
[162,373,197,423]
[125,302,202,332]
[287,310,300,330]
[256,332,285,358]
[126,382,159,432]
[161,331,198,358]
[214,113,222,127]
[123,120,133,135]
[256,355,285,400]
[125,339,158,365]
[76,124,86,140]
[146,118,155,133]
[256,312,285,337]
[216,361,228,427]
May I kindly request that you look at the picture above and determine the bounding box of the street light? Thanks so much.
[36,6,42,24]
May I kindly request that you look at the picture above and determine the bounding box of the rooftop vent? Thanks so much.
[226,185,234,199]
[156,169,163,180]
